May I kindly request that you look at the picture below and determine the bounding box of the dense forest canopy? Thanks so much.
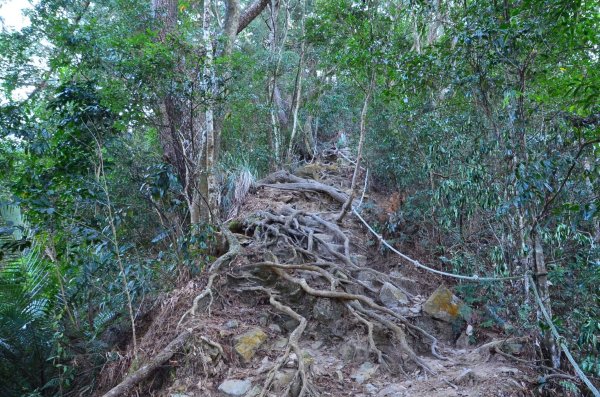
[0,0,598,395]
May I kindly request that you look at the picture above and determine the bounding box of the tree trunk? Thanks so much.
[151,0,269,226]
[337,75,374,223]
[286,0,306,162]
[532,227,560,368]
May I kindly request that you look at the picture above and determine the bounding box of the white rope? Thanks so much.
[351,207,526,281]
[351,206,600,394]
[529,275,600,397]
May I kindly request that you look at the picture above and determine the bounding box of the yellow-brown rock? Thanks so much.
[294,163,322,180]
[423,286,463,323]
[234,328,267,362]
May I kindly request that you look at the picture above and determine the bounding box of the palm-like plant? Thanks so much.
[0,204,55,396]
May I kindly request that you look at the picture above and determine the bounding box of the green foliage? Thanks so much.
[0,0,599,394]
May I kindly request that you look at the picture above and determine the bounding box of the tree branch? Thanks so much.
[237,0,270,34]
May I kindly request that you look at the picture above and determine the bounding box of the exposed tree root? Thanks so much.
[178,225,242,328]
[110,170,455,395]
[210,226,241,272]
[236,174,445,376]
[101,330,192,397]
[262,291,317,397]
[346,303,385,367]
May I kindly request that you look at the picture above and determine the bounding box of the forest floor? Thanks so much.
[96,155,541,397]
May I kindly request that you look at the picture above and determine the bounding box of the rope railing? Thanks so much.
[350,205,600,396]
[529,275,600,397]
[351,207,526,281]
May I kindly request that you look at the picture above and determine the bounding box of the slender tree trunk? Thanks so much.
[531,227,559,368]
[151,0,269,226]
[337,75,374,223]
[201,0,217,223]
[286,0,306,162]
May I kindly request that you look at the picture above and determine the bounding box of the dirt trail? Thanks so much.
[97,160,536,397]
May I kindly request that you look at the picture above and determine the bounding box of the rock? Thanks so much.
[258,315,269,327]
[313,233,334,243]
[498,367,521,375]
[357,270,378,289]
[268,323,282,334]
[455,332,470,349]
[285,352,298,368]
[351,254,368,266]
[217,379,252,396]
[453,368,481,386]
[456,324,474,348]
[423,286,464,323]
[502,340,525,355]
[272,336,288,350]
[244,385,262,397]
[295,163,322,179]
[311,340,323,349]
[256,356,273,373]
[466,324,474,335]
[313,298,343,322]
[340,341,369,363]
[283,318,300,332]
[302,351,315,366]
[274,369,301,395]
[351,362,378,384]
[224,320,239,329]
[365,383,378,395]
[234,328,268,362]
[376,384,407,397]
[379,282,409,309]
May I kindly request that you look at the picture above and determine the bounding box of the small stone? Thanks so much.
[311,340,323,349]
[453,368,480,386]
[302,351,314,365]
[313,298,343,322]
[234,328,268,362]
[258,315,269,327]
[268,323,282,334]
[314,233,333,243]
[351,254,368,266]
[379,282,409,309]
[423,286,464,323]
[274,369,298,393]
[365,383,378,394]
[503,340,525,355]
[389,272,419,295]
[256,356,273,373]
[340,342,369,363]
[498,367,521,375]
[283,318,300,332]
[285,352,298,368]
[377,384,407,397]
[244,385,262,397]
[466,324,474,336]
[357,271,378,289]
[455,332,470,349]
[217,379,252,396]
[351,362,378,384]
[224,320,239,329]
[272,336,288,350]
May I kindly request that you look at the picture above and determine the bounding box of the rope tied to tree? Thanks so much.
[350,206,600,396]
[351,207,527,282]
[528,275,600,397]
